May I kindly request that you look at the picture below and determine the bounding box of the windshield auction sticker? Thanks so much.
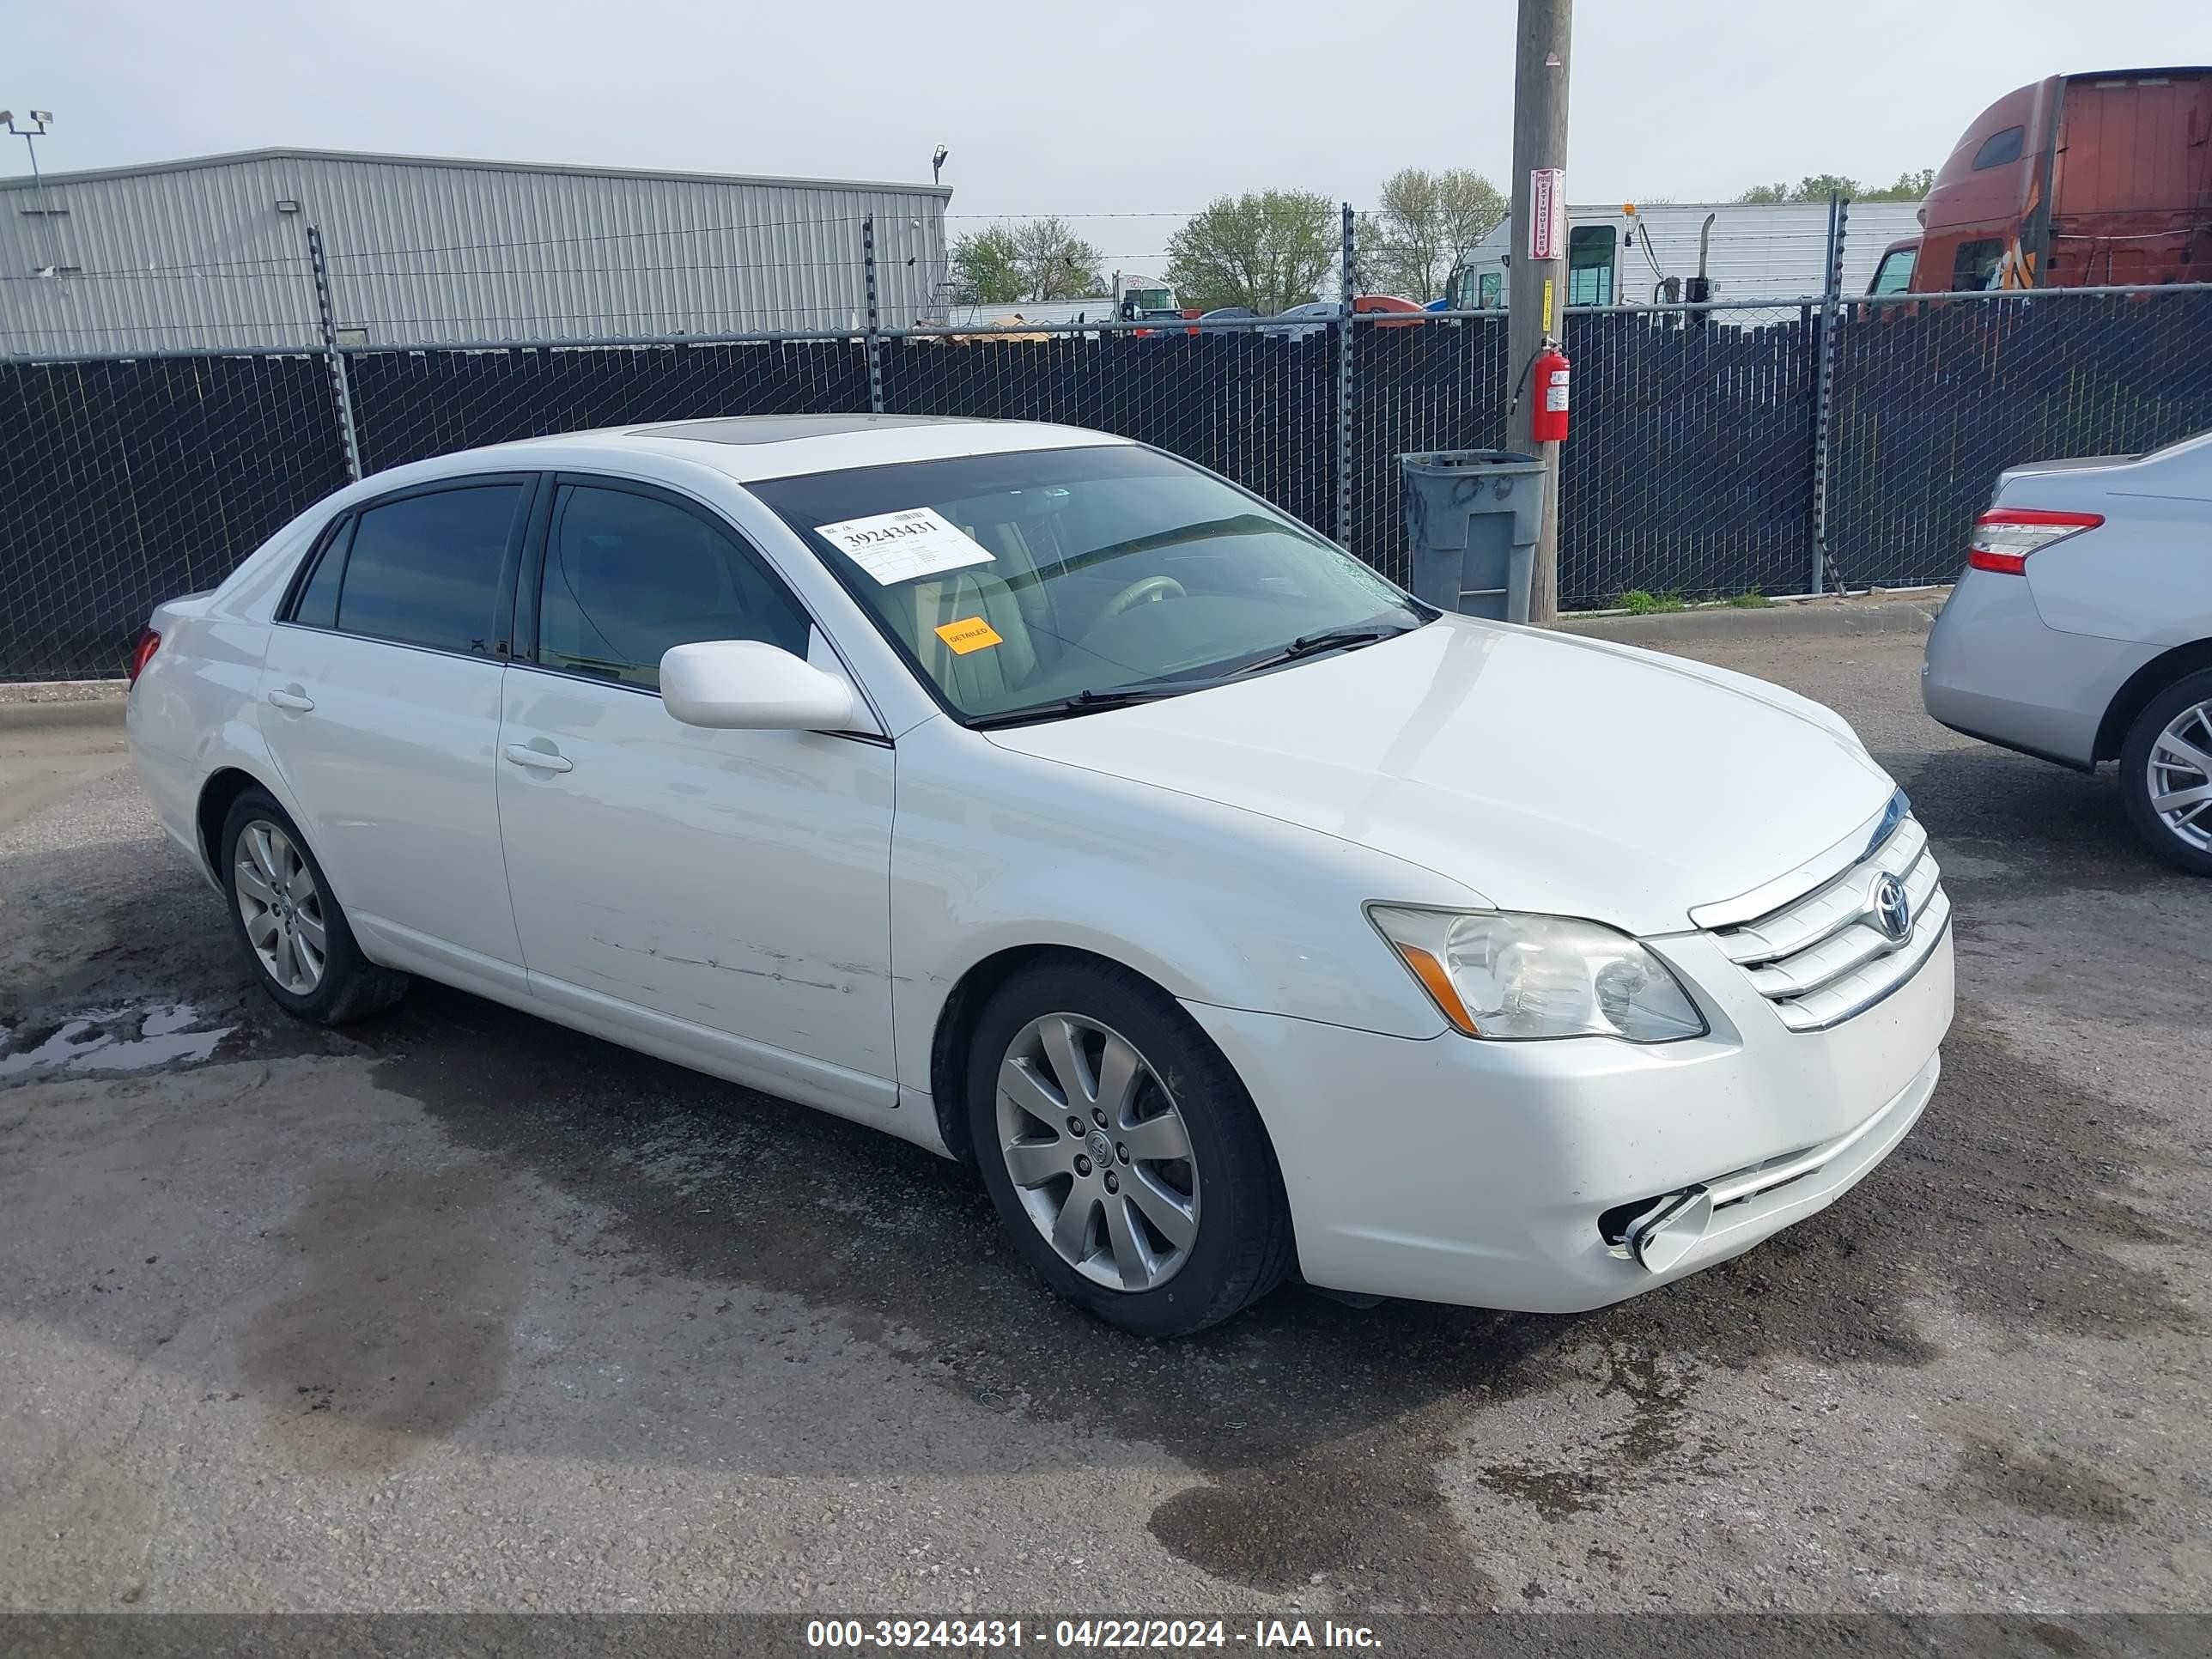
[815,507,995,586]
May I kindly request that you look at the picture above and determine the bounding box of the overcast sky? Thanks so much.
[10,0,2210,269]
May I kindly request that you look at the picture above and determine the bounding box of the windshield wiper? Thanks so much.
[967,612,1426,729]
[969,684,1210,730]
[1224,616,1421,677]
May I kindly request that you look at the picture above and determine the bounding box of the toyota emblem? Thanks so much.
[1870,872,1912,944]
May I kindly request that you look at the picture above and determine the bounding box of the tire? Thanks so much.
[2119,667,2212,877]
[219,788,410,1024]
[966,957,1293,1337]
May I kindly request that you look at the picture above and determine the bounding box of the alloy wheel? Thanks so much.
[994,1012,1200,1292]
[2148,699,2212,853]
[234,819,326,994]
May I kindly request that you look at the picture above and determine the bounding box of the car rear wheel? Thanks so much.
[966,958,1292,1336]
[2120,669,2212,876]
[220,788,410,1023]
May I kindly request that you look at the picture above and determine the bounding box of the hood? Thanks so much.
[986,615,1895,937]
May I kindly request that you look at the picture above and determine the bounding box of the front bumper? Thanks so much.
[1182,921,1954,1313]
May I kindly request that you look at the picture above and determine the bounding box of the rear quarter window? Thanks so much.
[289,519,352,629]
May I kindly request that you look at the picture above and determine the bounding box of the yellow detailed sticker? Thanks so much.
[933,616,1004,655]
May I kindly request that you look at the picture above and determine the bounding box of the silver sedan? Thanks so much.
[1923,429,2212,872]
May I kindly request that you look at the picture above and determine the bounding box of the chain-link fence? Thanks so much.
[1557,302,1832,606]
[5,286,2211,681]
[1828,285,2212,587]
[884,326,1342,555]
[0,349,352,683]
[349,337,873,473]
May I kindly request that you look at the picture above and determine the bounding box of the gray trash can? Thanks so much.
[1399,450,1545,622]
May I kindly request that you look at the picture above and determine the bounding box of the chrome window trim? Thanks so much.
[1686,787,1910,932]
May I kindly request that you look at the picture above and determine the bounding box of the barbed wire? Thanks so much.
[1,253,921,285]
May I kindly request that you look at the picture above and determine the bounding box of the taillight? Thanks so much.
[126,627,161,688]
[1967,507,2105,574]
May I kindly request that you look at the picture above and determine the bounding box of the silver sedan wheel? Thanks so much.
[995,1012,1200,1292]
[234,819,326,995]
[2148,699,2212,853]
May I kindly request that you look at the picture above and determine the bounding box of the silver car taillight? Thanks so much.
[1967,507,2104,575]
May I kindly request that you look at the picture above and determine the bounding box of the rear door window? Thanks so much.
[335,483,526,656]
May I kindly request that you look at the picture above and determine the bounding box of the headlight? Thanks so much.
[1368,906,1707,1042]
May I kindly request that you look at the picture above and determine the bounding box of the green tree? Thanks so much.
[950,225,1023,306]
[1009,216,1107,301]
[1735,168,1932,204]
[1790,173,1863,203]
[1863,167,1935,200]
[1355,167,1508,300]
[1165,190,1339,314]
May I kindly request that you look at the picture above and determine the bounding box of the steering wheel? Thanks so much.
[1098,574,1188,622]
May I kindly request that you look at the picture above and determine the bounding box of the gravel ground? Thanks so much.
[1,628,2206,1618]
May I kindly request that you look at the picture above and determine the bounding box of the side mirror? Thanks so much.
[659,640,858,731]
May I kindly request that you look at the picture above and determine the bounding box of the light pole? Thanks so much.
[1506,3,1571,625]
[932,144,949,186]
[3,109,62,272]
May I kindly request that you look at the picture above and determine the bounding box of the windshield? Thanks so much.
[1869,248,1916,295]
[1126,288,1176,313]
[750,445,1427,723]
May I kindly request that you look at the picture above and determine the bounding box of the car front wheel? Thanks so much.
[966,959,1292,1336]
[2120,669,2212,876]
[220,788,410,1023]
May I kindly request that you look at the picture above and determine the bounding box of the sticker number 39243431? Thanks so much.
[814,507,995,586]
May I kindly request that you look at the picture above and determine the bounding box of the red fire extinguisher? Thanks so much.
[1529,343,1571,443]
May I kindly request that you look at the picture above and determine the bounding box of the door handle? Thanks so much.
[265,687,314,713]
[503,743,573,774]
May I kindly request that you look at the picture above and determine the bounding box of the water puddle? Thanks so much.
[0,1000,236,1080]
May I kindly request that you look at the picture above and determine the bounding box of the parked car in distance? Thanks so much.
[1352,294,1425,326]
[1263,301,1338,342]
[1923,429,2212,872]
[127,416,1954,1335]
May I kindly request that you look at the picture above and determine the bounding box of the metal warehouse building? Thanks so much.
[0,148,951,358]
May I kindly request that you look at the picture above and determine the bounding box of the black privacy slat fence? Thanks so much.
[0,353,352,684]
[3,286,2209,682]
[882,330,1342,553]
[348,340,873,474]
[1827,289,2212,587]
[1556,305,1824,607]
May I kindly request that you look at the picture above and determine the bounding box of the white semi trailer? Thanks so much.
[1443,201,1924,310]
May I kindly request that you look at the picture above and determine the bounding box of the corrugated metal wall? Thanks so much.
[0,149,950,358]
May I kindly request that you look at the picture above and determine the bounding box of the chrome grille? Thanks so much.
[1708,813,1949,1032]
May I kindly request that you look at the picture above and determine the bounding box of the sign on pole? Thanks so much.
[1528,167,1566,261]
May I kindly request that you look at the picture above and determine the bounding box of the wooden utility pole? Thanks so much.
[1507,0,1572,624]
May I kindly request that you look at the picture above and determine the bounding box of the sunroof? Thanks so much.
[629,415,970,446]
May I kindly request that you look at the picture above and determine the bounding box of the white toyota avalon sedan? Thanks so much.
[125,415,1954,1335]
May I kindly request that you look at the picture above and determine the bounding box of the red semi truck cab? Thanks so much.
[1911,66,2210,292]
